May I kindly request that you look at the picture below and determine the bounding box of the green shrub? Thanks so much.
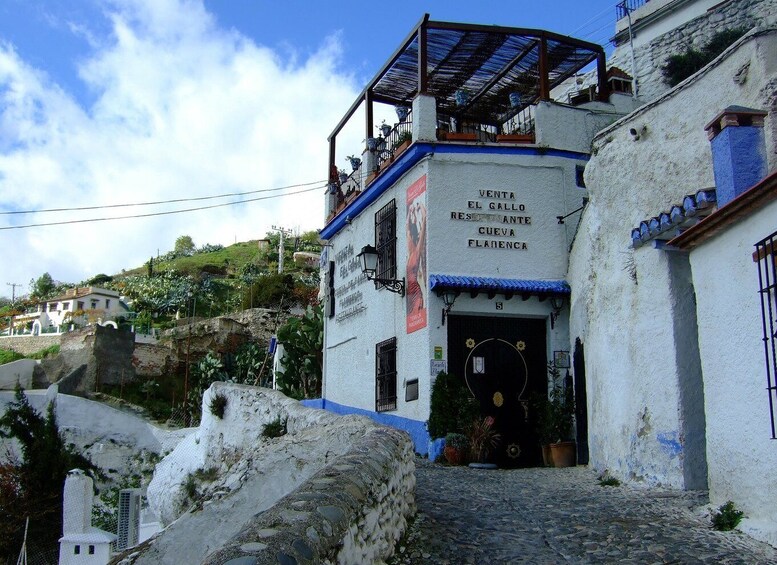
[208,392,228,419]
[0,349,24,365]
[663,27,747,86]
[427,371,479,439]
[27,344,60,360]
[262,415,287,438]
[712,501,744,531]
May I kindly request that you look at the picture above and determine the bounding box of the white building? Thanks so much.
[58,469,117,565]
[318,15,639,465]
[13,287,129,333]
[569,27,777,544]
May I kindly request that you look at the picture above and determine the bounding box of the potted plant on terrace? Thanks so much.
[392,130,412,157]
[547,362,576,467]
[467,416,500,469]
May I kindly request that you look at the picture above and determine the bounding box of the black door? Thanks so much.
[448,315,547,467]
[573,338,589,465]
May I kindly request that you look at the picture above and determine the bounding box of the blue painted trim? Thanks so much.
[320,142,590,240]
[429,274,570,295]
[300,398,324,409]
[311,398,430,455]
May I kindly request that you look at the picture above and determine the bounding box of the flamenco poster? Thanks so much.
[406,175,427,334]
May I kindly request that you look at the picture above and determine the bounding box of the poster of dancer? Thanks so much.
[406,175,427,333]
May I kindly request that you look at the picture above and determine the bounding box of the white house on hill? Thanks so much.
[13,287,129,334]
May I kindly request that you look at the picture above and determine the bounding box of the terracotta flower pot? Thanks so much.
[444,446,465,465]
[550,441,576,468]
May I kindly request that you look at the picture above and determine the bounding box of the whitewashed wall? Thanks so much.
[568,29,777,488]
[689,199,777,546]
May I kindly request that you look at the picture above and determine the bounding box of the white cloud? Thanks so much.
[0,0,362,293]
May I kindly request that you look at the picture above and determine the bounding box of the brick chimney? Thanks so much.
[705,106,768,207]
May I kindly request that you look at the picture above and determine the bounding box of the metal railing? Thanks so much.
[375,117,413,170]
[616,0,648,20]
[755,229,777,438]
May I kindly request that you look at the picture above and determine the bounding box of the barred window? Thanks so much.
[754,229,777,438]
[376,337,397,412]
[375,199,397,291]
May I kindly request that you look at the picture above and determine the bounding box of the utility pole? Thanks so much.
[6,282,21,302]
[618,0,639,99]
[271,225,293,274]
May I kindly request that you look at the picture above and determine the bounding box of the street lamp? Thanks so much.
[441,289,458,325]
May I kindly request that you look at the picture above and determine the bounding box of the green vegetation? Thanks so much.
[209,392,228,419]
[663,28,747,86]
[427,371,479,439]
[597,472,621,487]
[0,344,61,366]
[275,304,323,399]
[262,415,288,438]
[0,387,96,559]
[712,501,744,531]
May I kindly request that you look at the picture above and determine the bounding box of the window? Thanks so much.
[88,545,95,555]
[77,301,84,310]
[49,303,57,312]
[754,229,777,438]
[375,199,397,290]
[105,299,111,309]
[74,545,80,555]
[90,300,98,310]
[575,165,586,188]
[63,303,69,310]
[375,337,397,412]
[326,261,335,318]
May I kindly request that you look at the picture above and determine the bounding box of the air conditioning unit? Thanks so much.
[116,489,141,550]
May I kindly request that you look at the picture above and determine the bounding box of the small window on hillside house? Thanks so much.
[88,545,95,555]
[77,301,84,310]
[376,337,397,412]
[90,300,98,310]
[375,199,397,290]
[63,303,69,310]
[74,545,80,555]
[105,299,110,309]
[754,228,777,438]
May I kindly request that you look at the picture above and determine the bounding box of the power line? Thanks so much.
[0,184,325,231]
[0,179,326,216]
[569,2,617,36]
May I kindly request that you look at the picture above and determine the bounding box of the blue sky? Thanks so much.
[0,0,619,294]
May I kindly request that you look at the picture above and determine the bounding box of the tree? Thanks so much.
[30,272,55,300]
[275,304,323,399]
[174,235,196,257]
[0,387,95,559]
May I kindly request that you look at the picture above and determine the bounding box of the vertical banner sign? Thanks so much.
[406,175,428,333]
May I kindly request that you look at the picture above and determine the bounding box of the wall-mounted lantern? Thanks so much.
[441,289,458,325]
[357,245,405,296]
[550,296,564,329]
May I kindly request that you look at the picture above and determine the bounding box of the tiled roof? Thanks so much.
[631,189,716,247]
[429,274,570,295]
[669,170,777,250]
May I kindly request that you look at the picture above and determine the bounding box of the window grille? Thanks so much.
[376,337,397,412]
[375,199,397,291]
[755,229,777,438]
[326,261,335,318]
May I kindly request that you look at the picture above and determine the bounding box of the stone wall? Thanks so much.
[203,426,415,565]
[113,384,415,564]
[609,0,777,101]
[0,334,60,355]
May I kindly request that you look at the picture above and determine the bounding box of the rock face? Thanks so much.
[34,325,136,391]
[135,384,399,564]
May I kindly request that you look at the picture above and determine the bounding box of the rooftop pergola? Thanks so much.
[328,14,608,174]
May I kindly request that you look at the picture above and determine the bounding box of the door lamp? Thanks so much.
[357,245,405,296]
[441,289,458,325]
[550,295,564,329]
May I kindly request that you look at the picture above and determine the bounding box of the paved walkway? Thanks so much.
[388,458,777,564]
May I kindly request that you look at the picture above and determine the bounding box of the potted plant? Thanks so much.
[392,130,413,156]
[443,433,469,465]
[547,362,576,467]
[346,155,361,171]
[366,137,379,151]
[467,416,500,469]
[529,390,554,466]
[427,371,479,462]
[338,169,349,184]
[395,105,410,121]
[377,120,393,138]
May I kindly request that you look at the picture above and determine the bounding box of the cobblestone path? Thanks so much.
[389,458,777,564]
